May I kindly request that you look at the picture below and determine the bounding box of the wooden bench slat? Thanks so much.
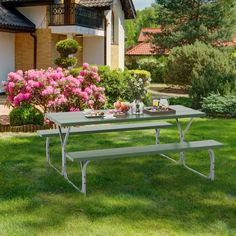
[67,140,224,162]
[37,122,172,137]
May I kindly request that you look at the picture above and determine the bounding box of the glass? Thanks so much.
[153,99,159,108]
[159,98,169,107]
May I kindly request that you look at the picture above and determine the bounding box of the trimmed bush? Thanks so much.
[54,57,77,68]
[10,105,44,126]
[54,39,81,69]
[56,39,80,57]
[202,94,236,117]
[165,41,236,108]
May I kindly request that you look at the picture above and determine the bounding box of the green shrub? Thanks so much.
[165,41,236,108]
[56,39,80,57]
[54,57,77,68]
[96,66,151,107]
[169,97,193,108]
[137,57,167,83]
[10,105,44,126]
[54,39,81,69]
[70,67,83,77]
[202,94,236,117]
[98,66,131,106]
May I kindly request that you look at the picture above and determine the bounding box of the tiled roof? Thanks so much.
[221,36,236,46]
[0,3,35,32]
[126,42,155,56]
[126,28,168,56]
[80,0,136,19]
[1,0,53,6]
[138,28,162,42]
[79,0,113,8]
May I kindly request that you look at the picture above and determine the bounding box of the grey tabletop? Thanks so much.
[45,105,205,127]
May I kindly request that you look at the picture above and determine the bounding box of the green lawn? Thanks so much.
[0,118,236,236]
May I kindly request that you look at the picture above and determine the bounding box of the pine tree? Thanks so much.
[152,0,236,52]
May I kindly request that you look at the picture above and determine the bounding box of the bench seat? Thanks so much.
[67,140,224,162]
[37,121,172,137]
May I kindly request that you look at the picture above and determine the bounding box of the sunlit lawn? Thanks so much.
[0,118,236,235]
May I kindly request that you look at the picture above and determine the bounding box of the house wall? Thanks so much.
[105,0,125,69]
[15,33,34,71]
[36,29,53,69]
[17,6,47,29]
[83,36,105,65]
[0,32,15,91]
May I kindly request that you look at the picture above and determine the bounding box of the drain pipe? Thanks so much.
[30,32,37,69]
[104,16,107,65]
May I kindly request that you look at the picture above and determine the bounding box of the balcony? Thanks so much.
[48,4,104,30]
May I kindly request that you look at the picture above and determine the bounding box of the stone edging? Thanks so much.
[0,124,54,132]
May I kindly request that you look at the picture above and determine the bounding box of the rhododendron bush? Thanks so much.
[3,63,106,113]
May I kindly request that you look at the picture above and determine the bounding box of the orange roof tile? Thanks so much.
[126,42,156,55]
[138,28,162,42]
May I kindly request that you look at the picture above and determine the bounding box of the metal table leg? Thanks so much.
[176,118,193,163]
[58,126,71,178]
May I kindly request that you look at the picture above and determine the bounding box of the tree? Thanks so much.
[152,0,236,52]
[125,5,157,48]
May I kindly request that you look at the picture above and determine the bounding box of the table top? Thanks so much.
[45,105,205,127]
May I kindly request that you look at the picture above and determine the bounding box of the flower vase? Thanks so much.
[131,99,144,115]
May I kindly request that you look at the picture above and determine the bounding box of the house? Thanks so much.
[126,28,163,57]
[0,0,136,91]
[126,27,236,57]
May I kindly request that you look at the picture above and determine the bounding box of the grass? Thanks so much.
[0,118,236,235]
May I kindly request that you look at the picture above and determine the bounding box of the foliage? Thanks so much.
[56,39,80,57]
[168,97,193,108]
[128,70,151,100]
[54,39,81,69]
[165,41,236,108]
[3,63,106,113]
[98,66,131,106]
[54,57,77,69]
[202,94,236,117]
[9,104,44,126]
[153,0,236,52]
[125,6,158,48]
[136,56,167,83]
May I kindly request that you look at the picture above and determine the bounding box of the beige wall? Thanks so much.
[15,33,34,71]
[74,36,83,66]
[15,29,84,71]
[111,44,119,69]
[37,29,53,69]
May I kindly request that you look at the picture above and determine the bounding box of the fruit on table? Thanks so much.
[114,100,130,112]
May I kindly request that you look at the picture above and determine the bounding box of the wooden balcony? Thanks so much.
[48,4,104,30]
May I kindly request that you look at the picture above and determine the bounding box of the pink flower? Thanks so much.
[79,70,85,76]
[84,87,92,95]
[88,100,94,105]
[92,66,98,73]
[42,86,55,96]
[70,107,80,112]
[83,63,89,70]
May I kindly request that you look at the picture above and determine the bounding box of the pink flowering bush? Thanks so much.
[3,63,106,113]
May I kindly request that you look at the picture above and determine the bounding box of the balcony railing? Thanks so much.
[49,4,104,30]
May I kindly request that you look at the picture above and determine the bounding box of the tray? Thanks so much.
[144,107,176,115]
[84,111,105,118]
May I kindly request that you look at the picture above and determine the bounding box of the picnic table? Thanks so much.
[39,105,223,195]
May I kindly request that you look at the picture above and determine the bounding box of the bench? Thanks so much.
[66,140,223,195]
[37,121,172,163]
